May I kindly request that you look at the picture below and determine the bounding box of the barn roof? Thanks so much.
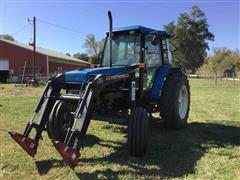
[0,38,90,66]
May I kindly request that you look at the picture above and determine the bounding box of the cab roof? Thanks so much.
[112,25,172,38]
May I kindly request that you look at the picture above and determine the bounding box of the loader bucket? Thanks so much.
[52,140,80,169]
[8,132,38,157]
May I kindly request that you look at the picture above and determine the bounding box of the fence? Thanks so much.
[188,72,240,84]
[9,73,53,84]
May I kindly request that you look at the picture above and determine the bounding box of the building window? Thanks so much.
[57,67,63,73]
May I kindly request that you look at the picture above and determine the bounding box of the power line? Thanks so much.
[10,24,30,37]
[37,18,101,38]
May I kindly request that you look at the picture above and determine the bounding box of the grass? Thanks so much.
[0,79,239,179]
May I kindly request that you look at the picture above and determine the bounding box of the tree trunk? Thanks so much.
[215,73,217,85]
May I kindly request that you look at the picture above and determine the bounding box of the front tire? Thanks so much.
[128,107,149,157]
[159,72,190,129]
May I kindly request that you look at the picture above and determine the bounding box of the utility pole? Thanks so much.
[29,16,38,85]
[33,16,36,83]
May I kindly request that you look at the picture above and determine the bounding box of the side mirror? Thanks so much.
[151,35,159,46]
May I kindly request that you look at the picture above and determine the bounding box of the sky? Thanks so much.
[0,0,239,56]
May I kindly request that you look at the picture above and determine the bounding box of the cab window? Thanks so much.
[144,34,162,88]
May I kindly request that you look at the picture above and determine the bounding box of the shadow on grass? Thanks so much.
[35,134,101,175]
[35,159,65,175]
[76,121,240,179]
[35,121,240,178]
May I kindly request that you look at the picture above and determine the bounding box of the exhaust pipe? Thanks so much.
[108,11,113,67]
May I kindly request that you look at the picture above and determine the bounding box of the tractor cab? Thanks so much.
[101,25,172,66]
[101,25,173,89]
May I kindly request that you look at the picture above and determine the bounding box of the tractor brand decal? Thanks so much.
[105,73,129,81]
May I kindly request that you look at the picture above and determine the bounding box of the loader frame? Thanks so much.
[9,63,143,167]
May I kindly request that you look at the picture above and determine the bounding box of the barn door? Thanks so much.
[0,59,10,82]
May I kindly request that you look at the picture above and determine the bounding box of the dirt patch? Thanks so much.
[0,88,26,96]
[0,85,43,97]
[0,89,26,96]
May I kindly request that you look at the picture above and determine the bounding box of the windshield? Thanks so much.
[101,33,141,66]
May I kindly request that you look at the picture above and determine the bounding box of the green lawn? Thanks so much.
[0,79,239,179]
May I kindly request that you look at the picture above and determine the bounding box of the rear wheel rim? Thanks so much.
[60,111,73,135]
[178,85,188,119]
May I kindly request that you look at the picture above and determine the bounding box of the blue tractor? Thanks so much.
[9,11,190,169]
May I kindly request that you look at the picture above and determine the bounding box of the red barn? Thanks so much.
[0,38,90,82]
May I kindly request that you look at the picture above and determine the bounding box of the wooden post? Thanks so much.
[21,61,27,84]
[233,72,235,84]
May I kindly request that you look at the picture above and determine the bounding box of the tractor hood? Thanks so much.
[65,66,129,83]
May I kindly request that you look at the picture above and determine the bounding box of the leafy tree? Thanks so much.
[164,21,175,35]
[83,34,105,64]
[197,48,240,84]
[227,50,240,73]
[0,34,15,41]
[208,48,231,84]
[73,53,89,62]
[164,5,214,73]
[90,54,99,64]
[98,38,105,52]
[83,34,105,56]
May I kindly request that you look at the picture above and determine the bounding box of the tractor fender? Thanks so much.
[150,65,182,100]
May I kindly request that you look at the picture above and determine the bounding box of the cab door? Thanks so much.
[144,34,162,89]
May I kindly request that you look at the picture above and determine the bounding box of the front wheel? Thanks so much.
[128,107,149,157]
[159,72,190,129]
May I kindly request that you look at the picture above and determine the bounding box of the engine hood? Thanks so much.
[65,66,129,83]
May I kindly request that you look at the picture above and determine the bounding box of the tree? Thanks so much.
[83,34,105,64]
[98,38,105,52]
[0,34,15,41]
[89,54,99,64]
[73,53,89,62]
[83,34,105,56]
[164,21,175,35]
[197,47,240,85]
[209,48,232,84]
[227,50,240,74]
[164,5,214,73]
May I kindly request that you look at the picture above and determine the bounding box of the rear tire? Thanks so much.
[128,107,149,157]
[159,72,190,129]
[47,101,74,141]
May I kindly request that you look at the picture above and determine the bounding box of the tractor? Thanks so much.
[9,11,190,169]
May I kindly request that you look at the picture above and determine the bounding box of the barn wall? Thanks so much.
[0,41,47,75]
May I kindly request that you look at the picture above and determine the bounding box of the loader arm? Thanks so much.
[9,74,65,156]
